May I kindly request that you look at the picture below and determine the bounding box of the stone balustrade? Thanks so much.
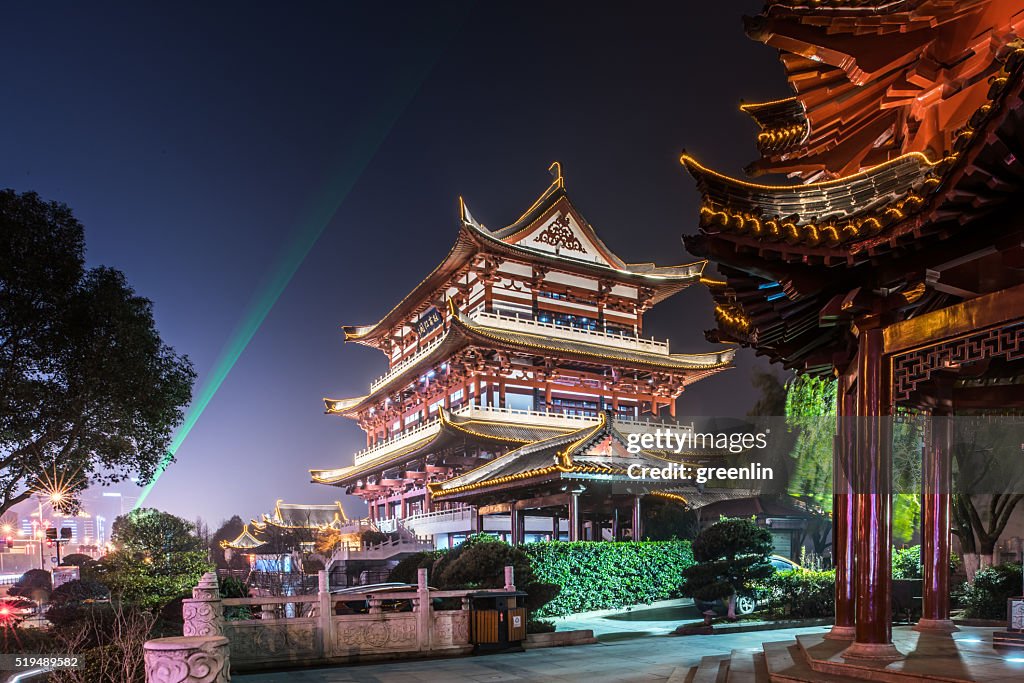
[146,566,517,678]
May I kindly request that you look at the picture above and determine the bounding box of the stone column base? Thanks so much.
[841,641,904,662]
[913,618,959,634]
[144,635,230,683]
[824,625,856,640]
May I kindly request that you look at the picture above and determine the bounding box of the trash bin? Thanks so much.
[468,590,528,653]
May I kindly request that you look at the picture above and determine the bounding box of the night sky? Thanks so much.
[3,2,788,527]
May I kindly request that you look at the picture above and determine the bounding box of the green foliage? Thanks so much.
[360,529,392,546]
[523,540,694,617]
[60,553,96,568]
[785,375,836,509]
[389,550,441,584]
[90,509,212,609]
[957,562,1023,619]
[112,508,206,558]
[49,579,110,607]
[749,369,788,417]
[211,516,247,569]
[0,190,195,519]
[641,498,698,541]
[760,569,835,618]
[681,519,773,605]
[891,546,922,579]
[527,618,556,634]
[9,568,52,598]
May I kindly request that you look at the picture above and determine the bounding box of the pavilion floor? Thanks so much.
[696,626,1024,683]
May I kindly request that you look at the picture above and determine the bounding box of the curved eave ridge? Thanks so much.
[740,97,810,154]
[682,151,952,245]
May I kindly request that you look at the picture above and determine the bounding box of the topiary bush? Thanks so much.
[523,540,694,617]
[760,569,835,618]
[958,562,1023,620]
[9,568,52,599]
[681,519,773,620]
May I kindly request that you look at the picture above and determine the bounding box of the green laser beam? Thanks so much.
[134,15,470,510]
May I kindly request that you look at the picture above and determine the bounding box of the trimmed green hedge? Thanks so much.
[760,569,835,618]
[522,540,694,617]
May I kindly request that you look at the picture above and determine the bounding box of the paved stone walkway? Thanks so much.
[234,625,830,682]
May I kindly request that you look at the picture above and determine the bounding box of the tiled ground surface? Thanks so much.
[233,625,829,682]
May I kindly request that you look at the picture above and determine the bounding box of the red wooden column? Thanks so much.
[827,372,857,640]
[915,405,957,633]
[568,491,581,542]
[844,327,902,661]
[509,507,523,545]
[632,495,643,541]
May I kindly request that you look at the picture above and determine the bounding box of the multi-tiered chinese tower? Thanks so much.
[310,165,733,547]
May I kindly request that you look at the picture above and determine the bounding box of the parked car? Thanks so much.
[331,583,439,615]
[694,555,801,616]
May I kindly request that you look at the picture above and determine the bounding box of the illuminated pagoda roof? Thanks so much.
[680,0,1024,373]
[251,500,349,532]
[429,412,694,502]
[220,524,266,551]
[342,164,705,350]
[310,407,582,488]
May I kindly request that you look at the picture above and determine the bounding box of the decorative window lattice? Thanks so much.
[533,214,586,253]
[892,321,1024,402]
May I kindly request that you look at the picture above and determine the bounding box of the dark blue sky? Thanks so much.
[3,1,786,527]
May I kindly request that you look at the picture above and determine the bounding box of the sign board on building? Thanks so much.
[416,307,443,338]
[52,566,79,589]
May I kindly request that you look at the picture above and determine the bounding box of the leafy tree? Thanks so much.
[748,369,789,417]
[210,515,248,569]
[951,418,1024,581]
[681,518,774,620]
[0,190,195,518]
[93,509,212,609]
[60,553,97,568]
[49,579,110,607]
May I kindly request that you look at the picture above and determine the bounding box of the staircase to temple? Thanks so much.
[684,629,1007,683]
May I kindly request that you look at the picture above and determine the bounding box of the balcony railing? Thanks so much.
[352,403,693,466]
[471,310,670,354]
[370,334,446,393]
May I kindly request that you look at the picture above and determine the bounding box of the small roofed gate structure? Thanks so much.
[428,412,696,543]
[680,0,1024,663]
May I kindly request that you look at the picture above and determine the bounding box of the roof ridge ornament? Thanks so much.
[548,161,564,190]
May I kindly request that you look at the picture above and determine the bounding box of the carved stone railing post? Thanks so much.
[416,567,431,651]
[183,572,223,637]
[504,565,515,591]
[144,635,230,683]
[318,569,332,659]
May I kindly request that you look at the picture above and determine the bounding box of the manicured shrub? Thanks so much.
[760,569,835,618]
[9,568,52,599]
[389,550,441,584]
[958,562,1023,620]
[523,540,694,617]
[681,519,773,619]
